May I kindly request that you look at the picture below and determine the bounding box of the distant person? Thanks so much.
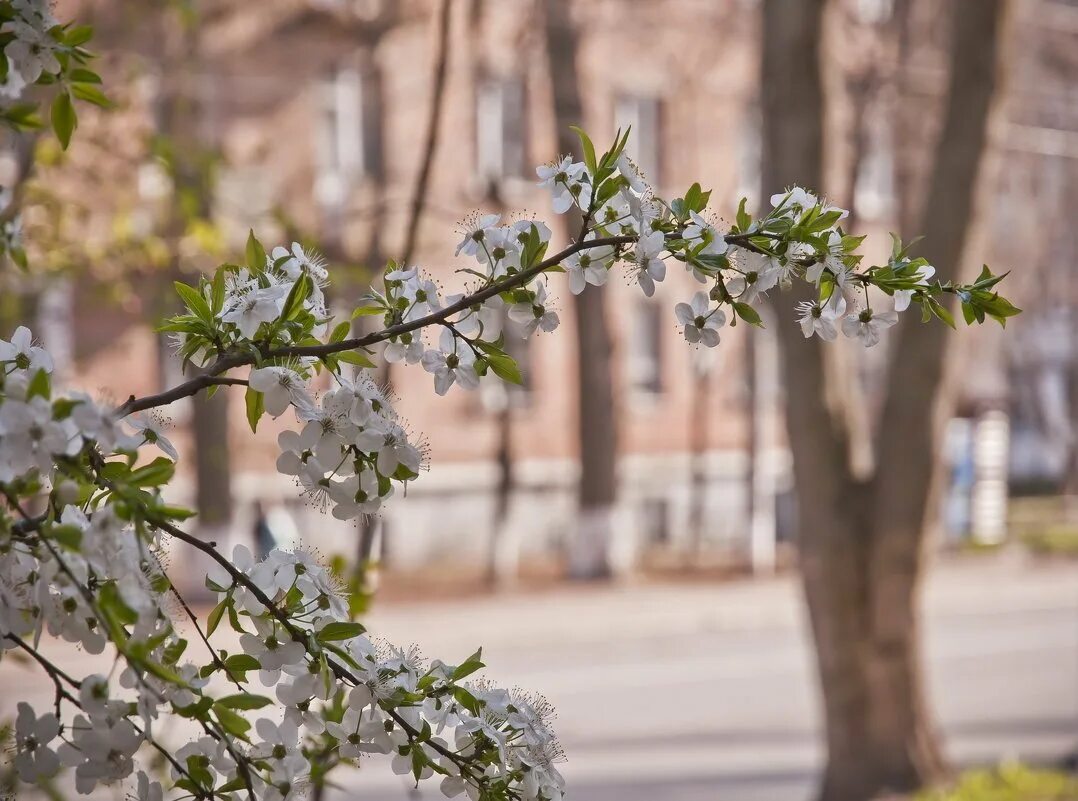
[266,502,301,552]
[253,500,277,559]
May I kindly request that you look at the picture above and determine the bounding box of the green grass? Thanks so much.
[1020,525,1078,557]
[916,765,1078,800]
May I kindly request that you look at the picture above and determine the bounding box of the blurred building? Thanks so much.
[11,0,1078,571]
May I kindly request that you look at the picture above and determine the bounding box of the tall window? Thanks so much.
[736,102,762,209]
[503,319,533,405]
[315,62,381,208]
[853,117,895,221]
[628,299,663,395]
[615,94,662,188]
[476,77,526,184]
[853,0,894,24]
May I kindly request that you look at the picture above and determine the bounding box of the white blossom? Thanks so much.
[422,328,479,396]
[842,305,899,347]
[675,292,725,347]
[632,230,667,297]
[796,295,847,341]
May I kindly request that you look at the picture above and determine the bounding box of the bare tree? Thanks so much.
[356,0,453,572]
[158,10,234,560]
[541,0,619,580]
[760,1,1011,799]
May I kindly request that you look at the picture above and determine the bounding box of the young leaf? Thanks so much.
[336,351,375,368]
[571,125,597,174]
[485,352,523,385]
[51,92,76,149]
[245,230,266,273]
[736,198,752,232]
[316,621,367,642]
[173,281,213,323]
[216,694,273,711]
[733,302,763,327]
[245,387,264,433]
[206,599,227,638]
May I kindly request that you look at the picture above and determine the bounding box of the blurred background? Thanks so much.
[1,0,1076,799]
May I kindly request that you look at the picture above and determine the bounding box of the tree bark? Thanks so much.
[760,1,1009,799]
[356,0,453,570]
[160,15,234,549]
[542,0,619,580]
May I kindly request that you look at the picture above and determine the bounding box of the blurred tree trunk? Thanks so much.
[161,15,233,545]
[760,0,1009,798]
[542,0,618,579]
[355,0,453,572]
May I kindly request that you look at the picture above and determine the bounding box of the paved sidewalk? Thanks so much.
[3,553,1076,800]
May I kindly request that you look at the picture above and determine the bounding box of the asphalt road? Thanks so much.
[332,555,1078,801]
[2,554,1075,800]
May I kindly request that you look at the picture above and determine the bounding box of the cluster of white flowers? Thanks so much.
[269,369,424,520]
[0,95,1017,801]
[534,149,943,350]
[0,319,565,799]
[0,0,61,100]
[200,545,566,801]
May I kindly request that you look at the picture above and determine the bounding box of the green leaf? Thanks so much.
[223,654,260,672]
[100,582,137,628]
[69,68,101,84]
[244,387,264,433]
[174,281,213,323]
[217,776,251,793]
[216,693,273,710]
[213,704,252,739]
[279,273,310,320]
[736,197,752,232]
[485,352,522,385]
[206,599,227,637]
[733,302,763,327]
[50,92,76,149]
[64,25,94,46]
[451,648,485,681]
[453,686,481,716]
[128,457,175,487]
[162,638,188,665]
[210,269,226,315]
[336,351,375,368]
[315,621,367,642]
[245,230,266,273]
[162,504,199,523]
[26,368,50,401]
[329,321,351,343]
[683,182,710,216]
[928,298,956,329]
[351,304,384,318]
[571,125,597,174]
[70,83,111,109]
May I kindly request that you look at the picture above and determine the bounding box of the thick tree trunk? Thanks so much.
[192,385,233,530]
[761,1,1009,799]
[864,1,1008,791]
[160,18,235,552]
[542,0,618,579]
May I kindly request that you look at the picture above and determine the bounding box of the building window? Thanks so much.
[853,117,895,221]
[315,62,381,208]
[628,299,663,395]
[640,497,670,545]
[615,94,662,188]
[476,76,527,185]
[736,102,762,209]
[503,318,533,404]
[853,0,894,24]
